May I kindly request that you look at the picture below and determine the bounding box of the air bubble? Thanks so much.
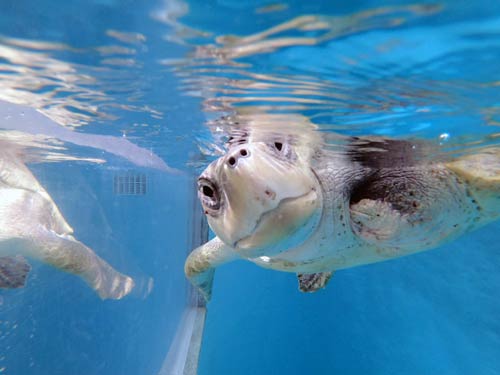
[439,133,450,144]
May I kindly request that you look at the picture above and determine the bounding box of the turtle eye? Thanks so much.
[271,140,290,156]
[270,140,296,161]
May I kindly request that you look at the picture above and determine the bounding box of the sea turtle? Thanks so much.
[185,129,500,301]
[0,146,134,299]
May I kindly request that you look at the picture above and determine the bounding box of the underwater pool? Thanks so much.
[1,0,500,374]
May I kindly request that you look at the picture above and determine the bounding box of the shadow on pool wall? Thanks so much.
[199,220,500,374]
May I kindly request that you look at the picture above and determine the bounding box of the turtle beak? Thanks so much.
[198,176,221,215]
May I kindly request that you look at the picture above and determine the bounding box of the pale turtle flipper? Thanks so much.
[1,151,133,299]
[350,199,406,244]
[349,196,463,256]
[22,229,134,300]
[185,237,238,302]
[297,271,333,293]
[0,255,31,288]
[446,148,500,220]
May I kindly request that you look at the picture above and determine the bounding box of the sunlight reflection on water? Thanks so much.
[157,2,500,164]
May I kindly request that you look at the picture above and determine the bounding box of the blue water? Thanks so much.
[1,0,500,374]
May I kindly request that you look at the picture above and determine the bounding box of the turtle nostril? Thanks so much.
[228,156,236,167]
[240,149,248,157]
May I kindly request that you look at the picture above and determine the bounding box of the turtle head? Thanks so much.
[198,138,323,257]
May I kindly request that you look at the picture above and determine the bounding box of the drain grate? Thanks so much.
[113,173,147,195]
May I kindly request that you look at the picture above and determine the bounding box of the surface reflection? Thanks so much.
[161,2,500,161]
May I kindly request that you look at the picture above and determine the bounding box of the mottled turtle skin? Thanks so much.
[185,132,500,301]
[0,146,134,299]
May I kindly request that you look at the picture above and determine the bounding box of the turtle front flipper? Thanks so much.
[446,148,500,221]
[185,237,238,302]
[297,271,333,293]
[23,230,134,300]
[0,256,31,288]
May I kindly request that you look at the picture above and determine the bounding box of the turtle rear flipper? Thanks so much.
[446,148,500,220]
[297,271,333,293]
[0,255,31,288]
